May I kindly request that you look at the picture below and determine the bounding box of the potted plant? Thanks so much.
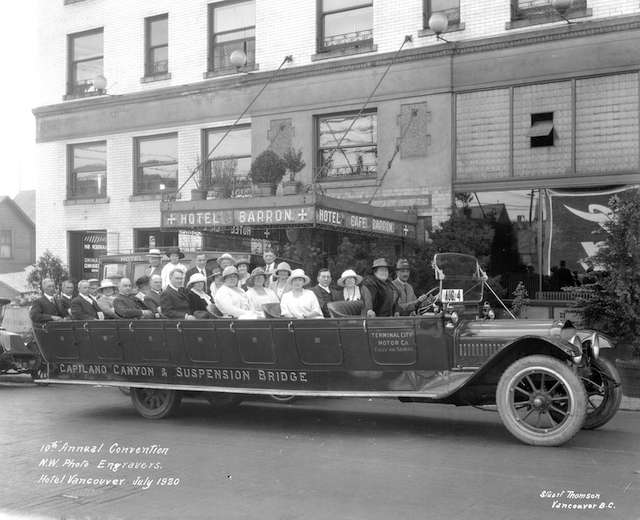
[282,148,306,196]
[248,150,287,196]
[577,189,640,396]
[207,159,237,199]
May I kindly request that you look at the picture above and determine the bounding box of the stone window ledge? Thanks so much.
[418,23,465,38]
[129,193,164,202]
[64,197,110,206]
[506,9,592,30]
[312,43,378,62]
[204,65,259,79]
[140,73,172,84]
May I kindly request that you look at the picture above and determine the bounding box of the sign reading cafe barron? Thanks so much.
[160,195,417,239]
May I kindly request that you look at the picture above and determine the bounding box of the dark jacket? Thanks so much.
[70,295,102,320]
[185,267,211,293]
[186,290,211,314]
[56,294,73,318]
[310,285,339,318]
[113,293,149,319]
[361,276,399,317]
[30,295,64,324]
[144,290,162,314]
[160,286,192,319]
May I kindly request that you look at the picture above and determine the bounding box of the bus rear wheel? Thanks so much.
[131,388,182,419]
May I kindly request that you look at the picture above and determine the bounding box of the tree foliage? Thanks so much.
[248,150,287,185]
[27,250,70,290]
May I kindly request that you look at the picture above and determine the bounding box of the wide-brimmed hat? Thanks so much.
[288,268,311,286]
[274,262,292,275]
[337,269,363,287]
[166,247,185,259]
[248,267,267,280]
[87,278,100,285]
[371,258,392,270]
[221,266,239,279]
[187,272,207,287]
[217,253,237,266]
[97,279,117,292]
[395,258,411,270]
[235,255,251,267]
[209,267,222,279]
[146,248,163,258]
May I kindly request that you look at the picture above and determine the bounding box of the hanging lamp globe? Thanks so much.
[428,12,449,35]
[93,74,107,91]
[229,49,248,69]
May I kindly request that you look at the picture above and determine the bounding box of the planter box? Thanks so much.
[253,183,274,197]
[282,182,300,195]
[616,359,640,398]
[191,189,207,200]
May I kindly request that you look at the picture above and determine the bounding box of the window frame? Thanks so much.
[202,124,252,196]
[315,109,378,181]
[317,0,374,53]
[66,28,104,98]
[422,0,462,31]
[0,230,12,259]
[133,133,179,196]
[509,0,591,28]
[208,0,256,74]
[144,14,169,77]
[67,141,107,200]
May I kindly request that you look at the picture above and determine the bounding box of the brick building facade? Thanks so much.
[34,0,640,283]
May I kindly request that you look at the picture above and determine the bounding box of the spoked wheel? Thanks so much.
[131,388,182,419]
[497,355,586,446]
[270,394,297,403]
[205,392,243,413]
[581,357,622,430]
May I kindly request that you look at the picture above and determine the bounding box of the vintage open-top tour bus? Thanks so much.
[33,253,621,446]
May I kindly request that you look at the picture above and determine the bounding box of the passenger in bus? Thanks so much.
[160,248,187,289]
[56,279,75,318]
[87,278,100,299]
[186,273,216,319]
[134,275,150,303]
[214,266,258,319]
[144,249,163,278]
[114,278,154,319]
[209,267,224,300]
[245,267,278,318]
[96,279,118,319]
[144,274,163,316]
[70,280,104,320]
[311,268,340,318]
[270,262,291,300]
[236,256,251,290]
[160,269,196,320]
[216,253,236,270]
[30,278,66,324]
[280,269,324,319]
[262,250,277,276]
[393,259,429,316]
[185,253,211,293]
[337,269,363,302]
[361,258,400,318]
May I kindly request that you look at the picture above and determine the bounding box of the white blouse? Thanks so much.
[342,286,361,302]
[270,280,290,300]
[246,287,279,318]
[280,290,324,319]
[214,285,258,319]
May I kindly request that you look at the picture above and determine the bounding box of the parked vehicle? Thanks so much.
[32,253,621,446]
[0,299,44,379]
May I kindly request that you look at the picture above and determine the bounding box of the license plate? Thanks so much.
[441,288,464,303]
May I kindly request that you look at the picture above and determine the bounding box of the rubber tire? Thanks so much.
[205,392,243,412]
[581,357,622,430]
[270,394,297,403]
[496,355,586,447]
[131,388,182,419]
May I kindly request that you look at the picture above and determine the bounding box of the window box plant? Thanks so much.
[207,159,237,199]
[190,157,208,200]
[282,148,306,196]
[248,150,286,197]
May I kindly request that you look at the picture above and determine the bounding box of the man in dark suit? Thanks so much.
[30,278,65,325]
[113,278,154,319]
[185,253,211,293]
[160,269,195,320]
[56,279,75,318]
[144,274,163,316]
[70,280,104,320]
[310,268,339,318]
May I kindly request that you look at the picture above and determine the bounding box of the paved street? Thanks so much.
[0,380,638,520]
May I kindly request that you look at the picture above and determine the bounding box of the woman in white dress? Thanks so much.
[245,267,279,318]
[209,267,223,301]
[337,269,363,301]
[270,262,291,300]
[280,269,324,319]
[214,266,258,319]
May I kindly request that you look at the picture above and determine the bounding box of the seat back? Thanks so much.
[327,300,363,318]
[262,302,282,318]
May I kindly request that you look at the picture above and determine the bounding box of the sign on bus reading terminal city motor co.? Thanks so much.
[162,205,415,238]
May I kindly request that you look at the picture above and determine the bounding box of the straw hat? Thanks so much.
[337,269,363,287]
[209,267,222,279]
[87,278,100,285]
[187,272,207,287]
[288,268,311,286]
[146,248,163,258]
[217,253,237,266]
[248,267,267,280]
[221,266,239,279]
[97,279,117,292]
[274,262,292,275]
[235,255,251,267]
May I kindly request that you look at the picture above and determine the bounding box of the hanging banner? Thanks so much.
[546,186,637,274]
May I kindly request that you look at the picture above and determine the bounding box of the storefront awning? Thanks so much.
[160,193,417,240]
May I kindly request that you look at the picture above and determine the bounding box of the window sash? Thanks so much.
[512,0,587,20]
[68,29,103,95]
[135,135,178,194]
[424,0,461,28]
[68,142,106,198]
[320,3,373,49]
[210,1,256,71]
[146,15,169,76]
[0,230,11,258]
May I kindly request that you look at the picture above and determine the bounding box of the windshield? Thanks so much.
[432,253,485,304]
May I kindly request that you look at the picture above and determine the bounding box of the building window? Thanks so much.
[67,28,104,97]
[203,126,252,197]
[423,0,461,29]
[510,0,588,25]
[145,14,169,76]
[208,0,255,73]
[529,112,554,147]
[316,111,377,179]
[68,142,107,199]
[134,134,178,194]
[0,231,12,258]
[318,0,373,52]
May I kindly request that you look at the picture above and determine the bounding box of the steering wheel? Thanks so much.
[416,287,440,315]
